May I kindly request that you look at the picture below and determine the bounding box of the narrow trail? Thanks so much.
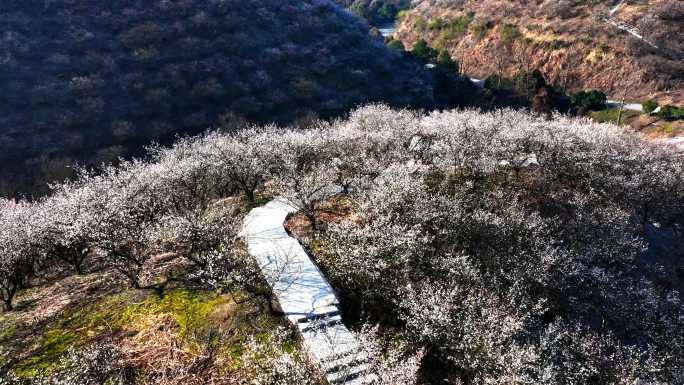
[240,199,376,385]
[603,0,659,49]
[605,100,644,112]
[609,0,626,16]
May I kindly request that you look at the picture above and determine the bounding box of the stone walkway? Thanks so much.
[241,198,376,385]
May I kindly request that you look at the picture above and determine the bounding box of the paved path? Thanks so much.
[241,199,375,385]
[606,100,644,112]
[609,0,626,16]
[378,24,395,38]
[470,77,485,88]
[469,78,644,111]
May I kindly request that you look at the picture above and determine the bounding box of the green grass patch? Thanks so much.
[414,16,428,32]
[646,122,684,137]
[590,108,641,126]
[430,15,474,48]
[119,288,228,338]
[548,39,571,50]
[14,330,76,377]
[13,292,136,377]
[13,288,229,378]
[470,22,488,38]
[0,317,17,341]
[218,328,299,373]
[501,23,521,42]
[660,124,676,136]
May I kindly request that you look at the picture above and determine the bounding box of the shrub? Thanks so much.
[500,23,521,42]
[470,21,489,38]
[571,90,607,111]
[411,39,438,63]
[337,0,410,25]
[643,99,659,114]
[386,38,405,51]
[435,50,459,73]
[657,105,684,120]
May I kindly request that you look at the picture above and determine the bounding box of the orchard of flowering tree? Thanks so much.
[1,105,683,384]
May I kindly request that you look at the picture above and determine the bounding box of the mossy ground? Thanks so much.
[588,108,684,139]
[0,273,288,380]
[644,120,684,138]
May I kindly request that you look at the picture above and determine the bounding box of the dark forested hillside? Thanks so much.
[334,0,411,25]
[0,0,434,197]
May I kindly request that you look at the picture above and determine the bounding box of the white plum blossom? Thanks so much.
[237,327,322,385]
[1,104,682,384]
[0,199,39,311]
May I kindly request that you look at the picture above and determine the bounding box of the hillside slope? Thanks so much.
[396,0,683,103]
[334,0,410,25]
[1,105,682,384]
[0,0,434,197]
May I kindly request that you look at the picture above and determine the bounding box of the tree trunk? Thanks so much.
[617,95,626,126]
[306,207,318,233]
[245,189,255,203]
[1,297,13,312]
[116,265,142,289]
[73,255,86,275]
[57,248,86,275]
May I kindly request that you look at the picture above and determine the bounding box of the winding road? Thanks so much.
[468,77,645,111]
[605,100,644,112]
[378,24,395,38]
[240,199,375,385]
[603,0,659,49]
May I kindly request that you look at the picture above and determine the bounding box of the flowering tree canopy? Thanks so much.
[1,105,682,384]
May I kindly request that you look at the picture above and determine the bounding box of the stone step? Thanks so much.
[292,305,340,323]
[323,351,369,374]
[298,314,343,333]
[316,340,361,363]
[341,374,379,385]
[327,363,370,384]
[242,199,372,385]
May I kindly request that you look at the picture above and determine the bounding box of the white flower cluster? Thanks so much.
[237,327,322,385]
[1,104,682,384]
[1,342,125,385]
